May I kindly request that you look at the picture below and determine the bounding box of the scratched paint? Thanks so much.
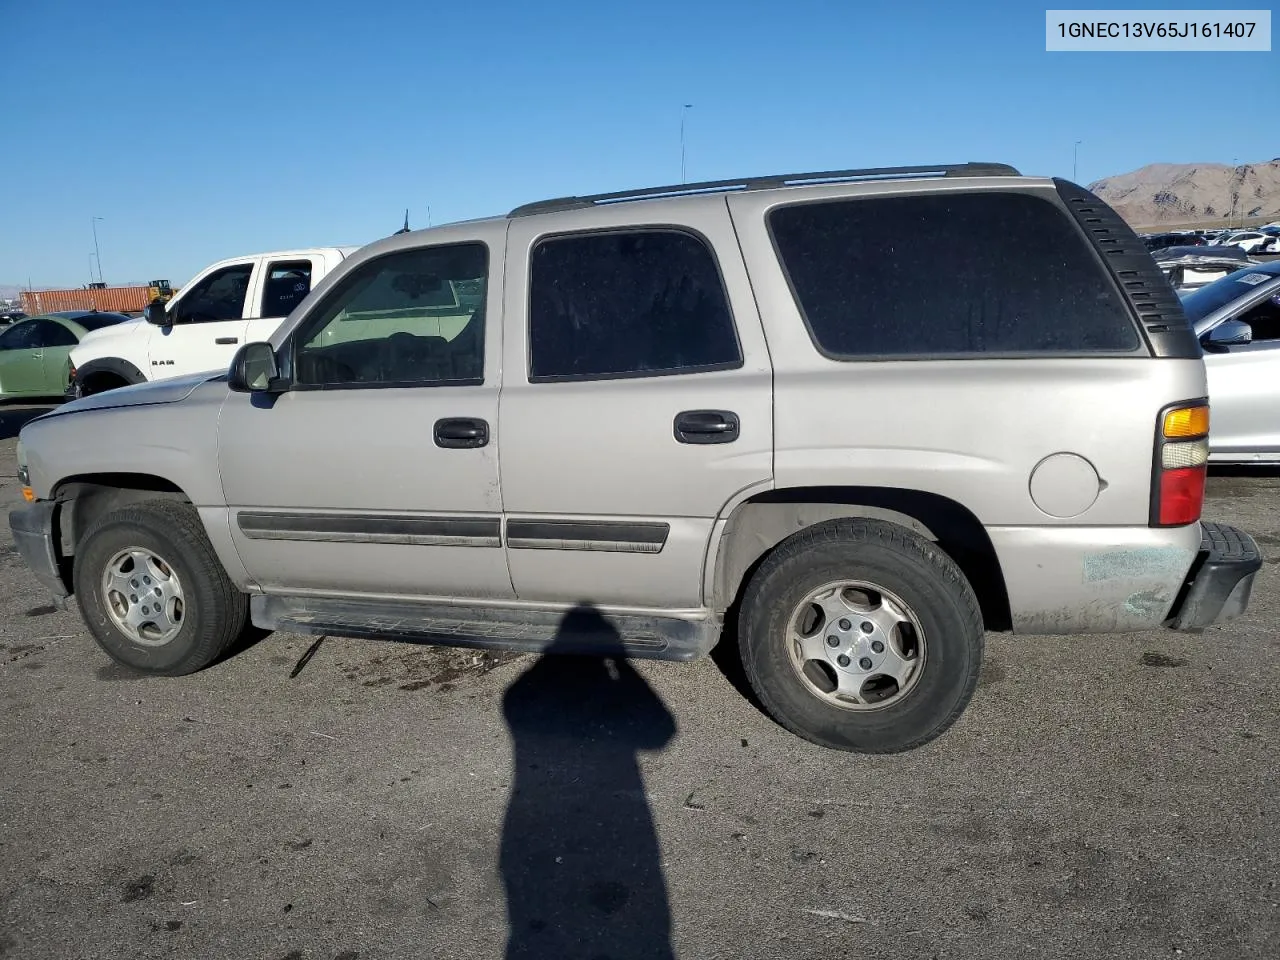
[1082,547,1194,583]
[1124,588,1171,618]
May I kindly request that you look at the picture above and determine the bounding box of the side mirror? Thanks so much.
[228,342,285,393]
[143,299,171,326]
[1203,319,1253,350]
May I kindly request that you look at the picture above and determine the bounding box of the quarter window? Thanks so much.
[261,260,314,318]
[293,243,487,387]
[769,192,1142,358]
[528,229,741,381]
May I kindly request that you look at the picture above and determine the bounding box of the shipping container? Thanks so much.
[19,285,164,315]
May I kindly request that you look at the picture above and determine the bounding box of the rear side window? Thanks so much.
[261,260,313,318]
[769,192,1142,358]
[528,229,741,381]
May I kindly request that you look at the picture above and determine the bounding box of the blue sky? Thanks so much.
[0,0,1275,288]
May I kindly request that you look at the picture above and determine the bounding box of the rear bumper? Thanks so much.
[7,501,69,606]
[1165,521,1262,631]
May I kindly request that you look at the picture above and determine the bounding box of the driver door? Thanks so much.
[149,259,258,379]
[1204,290,1280,458]
[0,321,46,395]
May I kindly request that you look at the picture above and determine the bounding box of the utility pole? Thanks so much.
[91,216,104,283]
[680,104,693,183]
[1073,140,1082,182]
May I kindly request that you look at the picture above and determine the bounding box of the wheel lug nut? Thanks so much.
[826,635,840,647]
[859,657,873,669]
[130,594,137,603]
[838,619,851,631]
[860,621,874,633]
[131,579,139,587]
[871,640,885,653]
[837,655,851,667]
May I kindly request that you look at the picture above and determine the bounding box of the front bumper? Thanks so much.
[1165,521,1262,631]
[7,501,69,607]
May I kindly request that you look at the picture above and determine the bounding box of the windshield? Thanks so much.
[1180,264,1280,324]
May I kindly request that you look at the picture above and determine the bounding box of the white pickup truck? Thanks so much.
[69,247,356,396]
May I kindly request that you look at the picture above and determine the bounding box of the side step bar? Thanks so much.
[250,595,721,662]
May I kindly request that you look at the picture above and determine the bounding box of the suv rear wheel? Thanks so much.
[738,518,983,753]
[72,499,248,675]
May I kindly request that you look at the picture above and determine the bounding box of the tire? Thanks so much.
[73,499,248,675]
[738,518,983,753]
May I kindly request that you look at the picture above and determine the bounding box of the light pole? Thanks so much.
[90,216,104,284]
[1073,140,1082,182]
[680,104,693,183]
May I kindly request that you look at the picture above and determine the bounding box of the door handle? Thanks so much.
[215,337,239,345]
[434,417,489,449]
[674,410,740,444]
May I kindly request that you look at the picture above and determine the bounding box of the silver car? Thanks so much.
[1182,261,1280,463]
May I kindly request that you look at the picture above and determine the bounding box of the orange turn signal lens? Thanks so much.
[1163,405,1209,439]
[21,487,35,502]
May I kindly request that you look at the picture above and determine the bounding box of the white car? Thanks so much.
[1220,232,1272,253]
[1182,261,1280,462]
[69,247,356,396]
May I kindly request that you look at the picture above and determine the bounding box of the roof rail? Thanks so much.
[508,162,1021,217]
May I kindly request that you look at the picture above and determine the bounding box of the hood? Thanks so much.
[69,317,147,361]
[47,371,223,417]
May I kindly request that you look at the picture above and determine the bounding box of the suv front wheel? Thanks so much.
[738,518,984,753]
[73,499,248,675]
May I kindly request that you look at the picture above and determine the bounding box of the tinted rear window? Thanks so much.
[768,191,1142,358]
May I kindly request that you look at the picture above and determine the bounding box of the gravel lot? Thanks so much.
[1,402,1278,960]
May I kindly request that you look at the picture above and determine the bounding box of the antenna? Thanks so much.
[395,209,410,235]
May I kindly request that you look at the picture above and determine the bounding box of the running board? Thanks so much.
[250,595,720,662]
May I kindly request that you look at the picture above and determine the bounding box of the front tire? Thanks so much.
[738,518,983,753]
[73,499,248,675]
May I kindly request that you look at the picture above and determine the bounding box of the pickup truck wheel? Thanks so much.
[72,499,248,675]
[739,518,983,753]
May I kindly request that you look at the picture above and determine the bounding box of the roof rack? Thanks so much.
[508,162,1020,217]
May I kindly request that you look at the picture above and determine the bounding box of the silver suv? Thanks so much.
[8,163,1262,753]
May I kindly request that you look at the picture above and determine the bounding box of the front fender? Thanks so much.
[72,356,147,395]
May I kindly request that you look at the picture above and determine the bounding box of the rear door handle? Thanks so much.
[674,410,740,444]
[215,337,239,345]
[434,417,489,449]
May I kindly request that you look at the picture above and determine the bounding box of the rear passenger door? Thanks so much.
[498,200,774,608]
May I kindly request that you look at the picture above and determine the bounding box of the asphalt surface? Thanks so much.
[1,401,1277,960]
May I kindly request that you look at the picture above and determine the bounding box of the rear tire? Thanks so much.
[738,518,983,753]
[73,499,248,675]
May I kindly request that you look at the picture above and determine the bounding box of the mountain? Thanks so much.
[1089,160,1280,228]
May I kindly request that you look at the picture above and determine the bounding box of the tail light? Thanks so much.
[1150,401,1209,527]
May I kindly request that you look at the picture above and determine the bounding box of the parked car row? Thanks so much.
[1144,225,1280,255]
[6,164,1264,755]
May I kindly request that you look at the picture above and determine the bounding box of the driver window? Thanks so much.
[174,264,254,324]
[293,243,487,387]
[1238,295,1280,343]
[0,321,40,350]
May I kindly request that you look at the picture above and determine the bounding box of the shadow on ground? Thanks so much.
[500,604,677,960]
[0,404,55,442]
